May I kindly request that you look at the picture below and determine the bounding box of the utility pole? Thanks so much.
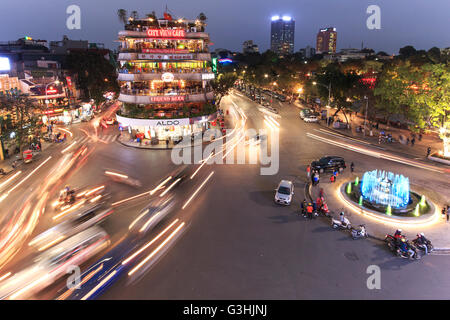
[363,95,368,137]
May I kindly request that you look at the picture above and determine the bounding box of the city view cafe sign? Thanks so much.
[146,29,186,38]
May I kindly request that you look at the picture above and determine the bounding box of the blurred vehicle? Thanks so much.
[104,171,142,188]
[303,114,319,123]
[311,156,346,173]
[299,109,313,119]
[171,165,191,185]
[104,118,115,125]
[128,195,175,235]
[274,180,294,205]
[29,208,113,251]
[0,227,109,300]
[52,185,106,212]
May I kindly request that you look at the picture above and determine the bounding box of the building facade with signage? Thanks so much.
[316,27,337,54]
[116,14,216,142]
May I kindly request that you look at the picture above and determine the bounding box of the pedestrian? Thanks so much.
[306,165,311,178]
[350,162,355,173]
[316,197,322,209]
[442,206,447,220]
[411,137,415,146]
[306,203,313,219]
[165,139,169,149]
[319,188,324,198]
[447,208,449,222]
[378,135,382,144]
[426,146,431,157]
[63,133,67,141]
[330,174,336,183]
[301,199,307,216]
[406,137,410,145]
[418,133,423,141]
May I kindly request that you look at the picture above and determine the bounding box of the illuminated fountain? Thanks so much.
[342,169,431,218]
[361,170,410,209]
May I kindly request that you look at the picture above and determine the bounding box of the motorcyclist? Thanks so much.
[415,233,429,255]
[300,199,307,216]
[399,238,415,259]
[306,203,314,219]
[60,185,74,203]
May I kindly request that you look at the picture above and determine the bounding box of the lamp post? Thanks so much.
[363,95,369,137]
[313,81,331,126]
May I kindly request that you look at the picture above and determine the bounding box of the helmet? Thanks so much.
[340,212,344,216]
[401,238,406,242]
[420,232,425,237]
[396,229,402,233]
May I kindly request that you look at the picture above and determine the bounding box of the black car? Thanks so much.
[311,156,346,173]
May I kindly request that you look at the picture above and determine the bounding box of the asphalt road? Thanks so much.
[1,94,450,299]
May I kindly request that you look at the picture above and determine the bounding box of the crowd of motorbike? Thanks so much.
[301,199,433,259]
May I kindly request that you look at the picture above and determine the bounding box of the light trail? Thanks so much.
[191,152,213,179]
[80,270,117,300]
[57,128,73,137]
[123,219,180,265]
[85,185,105,197]
[0,272,11,282]
[0,171,21,190]
[56,263,104,300]
[182,171,214,210]
[306,132,444,173]
[128,222,185,276]
[0,156,52,203]
[159,178,181,197]
[61,141,77,154]
[111,177,171,207]
[105,171,128,179]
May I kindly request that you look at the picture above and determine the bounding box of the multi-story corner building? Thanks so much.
[270,16,295,57]
[316,27,337,54]
[117,15,217,142]
[243,40,259,54]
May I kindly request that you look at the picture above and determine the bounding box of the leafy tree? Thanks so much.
[0,91,44,156]
[210,73,238,105]
[65,51,119,106]
[197,12,207,22]
[117,9,128,25]
[399,46,417,58]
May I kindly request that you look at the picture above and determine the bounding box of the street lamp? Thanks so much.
[363,95,369,137]
[313,81,331,126]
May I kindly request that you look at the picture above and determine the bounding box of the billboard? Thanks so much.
[0,57,11,71]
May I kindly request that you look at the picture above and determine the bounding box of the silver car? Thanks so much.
[274,180,294,205]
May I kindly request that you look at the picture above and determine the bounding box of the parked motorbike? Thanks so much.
[331,217,351,230]
[351,224,368,239]
[412,238,434,255]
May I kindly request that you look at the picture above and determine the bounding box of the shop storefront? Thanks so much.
[116,113,216,142]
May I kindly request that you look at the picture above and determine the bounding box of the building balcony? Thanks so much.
[117,71,214,82]
[118,52,211,62]
[118,90,214,104]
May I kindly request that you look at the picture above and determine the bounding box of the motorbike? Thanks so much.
[385,234,420,260]
[412,238,434,255]
[331,217,351,230]
[351,224,368,239]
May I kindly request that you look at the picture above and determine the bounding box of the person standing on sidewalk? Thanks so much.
[411,137,415,146]
[427,146,431,157]
[350,162,355,173]
[165,139,169,149]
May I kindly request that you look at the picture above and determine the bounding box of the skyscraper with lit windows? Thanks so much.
[270,16,295,57]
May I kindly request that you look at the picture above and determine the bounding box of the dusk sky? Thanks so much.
[1,0,449,54]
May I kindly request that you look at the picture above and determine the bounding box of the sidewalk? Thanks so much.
[304,171,450,250]
[294,101,445,162]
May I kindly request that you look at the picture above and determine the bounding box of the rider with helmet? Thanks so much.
[415,233,429,254]
[399,237,415,259]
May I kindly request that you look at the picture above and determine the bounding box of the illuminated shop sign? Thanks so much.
[0,57,11,71]
[46,88,59,94]
[161,72,174,82]
[137,53,194,60]
[149,95,186,103]
[201,73,215,80]
[146,29,186,38]
[142,49,189,54]
[116,114,190,127]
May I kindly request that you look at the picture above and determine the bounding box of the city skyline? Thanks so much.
[0,0,449,55]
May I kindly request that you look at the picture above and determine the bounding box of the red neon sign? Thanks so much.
[146,29,186,38]
[46,89,58,94]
